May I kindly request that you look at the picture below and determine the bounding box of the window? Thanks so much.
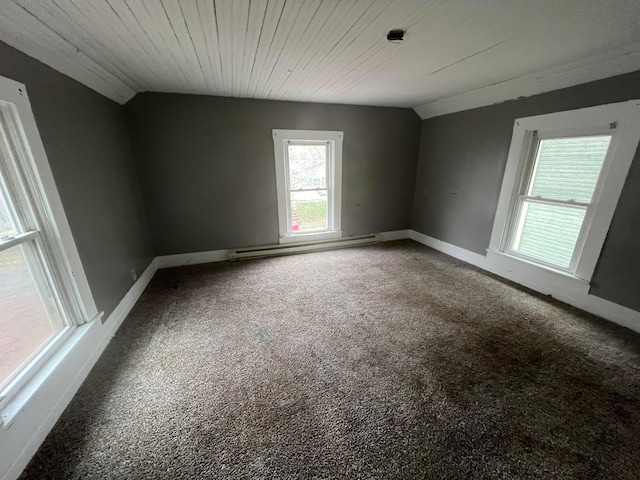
[273,130,342,243]
[0,76,96,405]
[506,134,611,271]
[489,100,640,290]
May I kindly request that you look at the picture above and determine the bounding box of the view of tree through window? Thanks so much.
[288,144,328,232]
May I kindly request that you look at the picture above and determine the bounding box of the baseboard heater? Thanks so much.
[228,234,380,261]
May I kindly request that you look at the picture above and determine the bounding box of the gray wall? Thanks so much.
[125,94,421,255]
[0,41,154,319]
[412,70,640,311]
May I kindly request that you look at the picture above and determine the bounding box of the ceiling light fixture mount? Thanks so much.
[387,29,405,43]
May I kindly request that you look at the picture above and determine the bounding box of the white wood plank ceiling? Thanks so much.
[2,0,640,118]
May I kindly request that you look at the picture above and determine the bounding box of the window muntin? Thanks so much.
[273,130,342,243]
[505,134,612,271]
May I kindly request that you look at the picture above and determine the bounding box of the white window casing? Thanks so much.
[273,129,343,244]
[488,100,640,294]
[0,75,99,410]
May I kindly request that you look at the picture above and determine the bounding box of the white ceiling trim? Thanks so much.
[0,1,135,104]
[413,42,640,120]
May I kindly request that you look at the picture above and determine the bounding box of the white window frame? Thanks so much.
[0,75,98,410]
[273,129,343,244]
[488,100,640,295]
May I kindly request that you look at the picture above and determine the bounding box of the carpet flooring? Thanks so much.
[19,240,640,479]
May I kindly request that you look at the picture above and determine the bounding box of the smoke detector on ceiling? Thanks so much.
[387,29,405,43]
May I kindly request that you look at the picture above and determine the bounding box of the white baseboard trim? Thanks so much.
[156,249,228,268]
[409,230,486,269]
[408,230,640,333]
[157,230,412,268]
[0,258,158,480]
[378,229,411,241]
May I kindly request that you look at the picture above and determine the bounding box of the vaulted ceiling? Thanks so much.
[2,0,640,118]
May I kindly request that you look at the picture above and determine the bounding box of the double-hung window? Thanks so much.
[506,134,611,271]
[273,130,342,243]
[488,100,640,292]
[0,76,96,406]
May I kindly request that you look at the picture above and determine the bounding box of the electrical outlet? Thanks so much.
[131,268,138,282]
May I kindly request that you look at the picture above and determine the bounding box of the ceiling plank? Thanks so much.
[178,0,216,92]
[14,0,142,90]
[314,0,452,102]
[109,0,187,91]
[195,0,224,94]
[230,0,250,97]
[160,0,209,93]
[270,0,340,100]
[278,0,372,101]
[247,0,286,98]
[238,0,268,98]
[64,0,160,90]
[213,0,234,96]
[124,0,193,91]
[303,0,411,103]
[326,1,504,103]
[254,0,319,99]
[263,0,332,100]
[299,0,389,100]
[253,0,311,99]
[139,0,200,93]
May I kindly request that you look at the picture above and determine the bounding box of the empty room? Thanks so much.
[1,1,640,478]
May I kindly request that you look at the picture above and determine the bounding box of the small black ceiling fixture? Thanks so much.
[387,29,405,43]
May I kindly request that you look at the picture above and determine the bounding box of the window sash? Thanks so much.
[284,141,333,236]
[504,131,612,273]
[0,234,70,393]
[506,196,590,273]
[0,102,88,328]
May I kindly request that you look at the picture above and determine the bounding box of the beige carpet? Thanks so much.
[20,240,640,479]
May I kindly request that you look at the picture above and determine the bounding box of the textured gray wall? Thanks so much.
[412,70,640,311]
[0,41,154,319]
[125,93,421,255]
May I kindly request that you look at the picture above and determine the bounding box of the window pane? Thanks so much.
[0,243,62,389]
[529,136,611,203]
[0,190,17,237]
[512,201,586,269]
[288,144,327,189]
[290,190,327,233]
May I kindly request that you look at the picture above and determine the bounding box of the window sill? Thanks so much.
[0,314,102,429]
[486,249,590,296]
[280,231,342,244]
